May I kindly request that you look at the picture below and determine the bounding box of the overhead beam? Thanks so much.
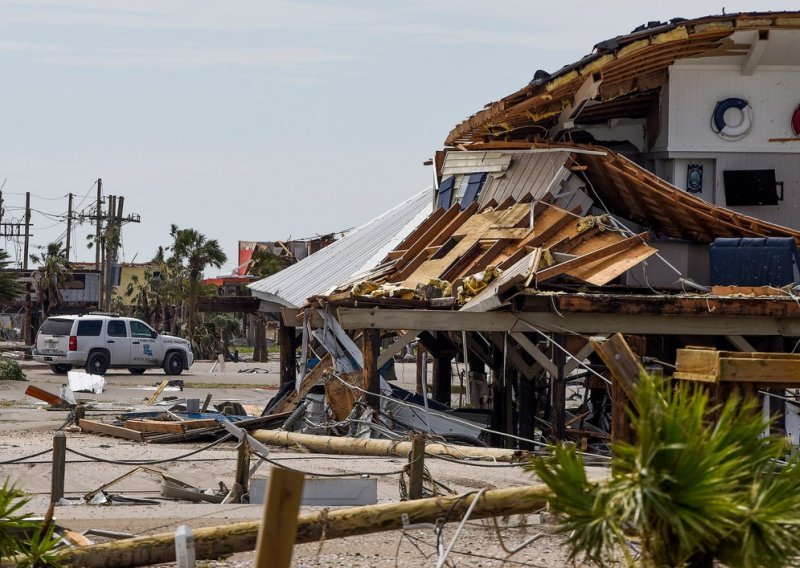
[742,30,769,76]
[336,308,800,337]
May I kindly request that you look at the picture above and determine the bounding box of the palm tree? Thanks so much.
[169,226,227,339]
[532,375,800,568]
[247,247,288,279]
[29,242,71,318]
[0,249,20,303]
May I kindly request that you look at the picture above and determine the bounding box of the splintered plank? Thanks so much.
[123,419,221,433]
[719,356,800,384]
[535,232,650,284]
[147,380,170,406]
[79,419,144,442]
[271,353,333,415]
[566,241,657,286]
[25,385,69,407]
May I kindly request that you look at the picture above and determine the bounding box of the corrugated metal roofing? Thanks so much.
[248,189,433,309]
[478,150,570,208]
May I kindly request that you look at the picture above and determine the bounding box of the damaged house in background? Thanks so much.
[251,12,800,450]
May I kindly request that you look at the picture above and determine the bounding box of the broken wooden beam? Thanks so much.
[39,484,551,568]
[250,430,527,462]
[78,420,144,443]
[25,385,71,407]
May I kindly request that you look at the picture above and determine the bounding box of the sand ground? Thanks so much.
[0,357,601,567]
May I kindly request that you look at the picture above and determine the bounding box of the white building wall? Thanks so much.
[659,63,800,230]
[667,64,800,153]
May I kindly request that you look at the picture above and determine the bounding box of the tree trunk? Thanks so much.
[187,272,199,338]
[37,485,551,568]
[253,316,267,363]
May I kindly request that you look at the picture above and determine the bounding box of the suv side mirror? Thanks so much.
[151,330,158,339]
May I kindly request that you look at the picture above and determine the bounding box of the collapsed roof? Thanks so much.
[325,146,800,311]
[446,12,800,146]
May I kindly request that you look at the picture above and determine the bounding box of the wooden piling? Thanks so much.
[254,468,305,568]
[51,433,66,503]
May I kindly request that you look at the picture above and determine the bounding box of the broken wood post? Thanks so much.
[39,484,552,568]
[51,433,66,503]
[75,402,86,423]
[551,334,567,441]
[232,439,251,503]
[254,467,305,568]
[278,321,297,388]
[362,328,381,411]
[408,435,425,500]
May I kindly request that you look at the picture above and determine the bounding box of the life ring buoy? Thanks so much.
[792,104,800,136]
[711,97,752,140]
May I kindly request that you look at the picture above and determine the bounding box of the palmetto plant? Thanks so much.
[0,481,62,566]
[532,375,800,568]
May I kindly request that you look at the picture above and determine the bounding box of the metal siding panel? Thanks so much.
[249,189,433,308]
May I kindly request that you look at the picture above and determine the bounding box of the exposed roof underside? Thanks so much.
[446,11,800,146]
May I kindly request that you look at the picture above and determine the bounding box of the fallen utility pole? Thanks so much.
[250,429,530,462]
[36,484,551,568]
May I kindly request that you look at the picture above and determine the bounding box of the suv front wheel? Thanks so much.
[163,352,184,376]
[85,351,109,376]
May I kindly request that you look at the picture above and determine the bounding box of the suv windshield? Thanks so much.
[39,318,73,336]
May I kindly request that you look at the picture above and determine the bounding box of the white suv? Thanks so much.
[33,314,194,376]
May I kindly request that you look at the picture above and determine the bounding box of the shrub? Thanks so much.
[0,359,25,381]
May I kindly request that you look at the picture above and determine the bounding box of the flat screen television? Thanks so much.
[723,169,778,206]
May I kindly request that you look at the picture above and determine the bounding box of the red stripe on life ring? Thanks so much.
[792,104,800,136]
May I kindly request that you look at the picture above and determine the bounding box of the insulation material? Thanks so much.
[458,266,502,304]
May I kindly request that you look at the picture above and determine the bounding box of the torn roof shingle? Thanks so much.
[248,189,433,309]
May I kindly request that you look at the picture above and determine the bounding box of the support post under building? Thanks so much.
[363,328,381,411]
[278,322,297,388]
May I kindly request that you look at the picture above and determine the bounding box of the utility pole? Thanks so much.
[95,178,102,270]
[77,180,140,312]
[0,190,4,224]
[65,193,73,261]
[23,191,30,270]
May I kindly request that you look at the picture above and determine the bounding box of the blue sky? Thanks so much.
[2,1,798,274]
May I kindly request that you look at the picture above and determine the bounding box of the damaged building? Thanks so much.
[250,12,800,451]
